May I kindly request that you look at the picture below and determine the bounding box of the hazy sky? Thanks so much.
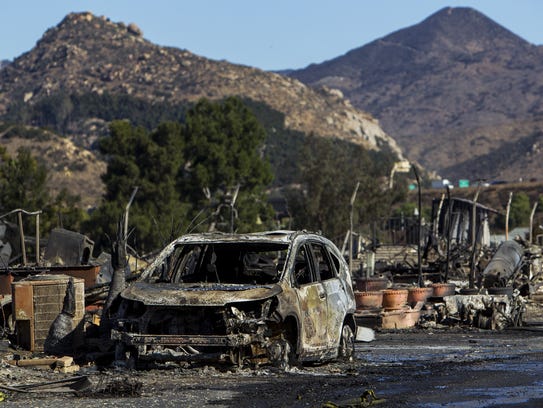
[2,1,543,70]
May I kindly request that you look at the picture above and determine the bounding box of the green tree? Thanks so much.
[0,147,49,214]
[87,97,275,253]
[286,137,403,243]
[0,147,85,256]
[180,97,275,232]
[86,120,189,253]
[46,188,88,232]
[508,192,531,229]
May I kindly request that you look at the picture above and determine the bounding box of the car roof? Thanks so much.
[170,230,321,245]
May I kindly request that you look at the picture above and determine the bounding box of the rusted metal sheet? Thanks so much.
[47,265,101,289]
[12,283,33,321]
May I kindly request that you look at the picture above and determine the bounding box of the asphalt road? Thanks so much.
[2,326,543,407]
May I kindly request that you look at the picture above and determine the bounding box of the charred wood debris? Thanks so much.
[0,193,542,396]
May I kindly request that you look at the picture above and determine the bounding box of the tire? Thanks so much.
[269,324,297,369]
[338,324,355,360]
[114,342,139,369]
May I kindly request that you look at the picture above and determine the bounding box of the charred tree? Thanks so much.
[44,278,76,356]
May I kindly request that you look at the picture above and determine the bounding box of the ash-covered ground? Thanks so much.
[2,326,543,407]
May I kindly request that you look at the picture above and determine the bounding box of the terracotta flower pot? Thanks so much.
[355,290,383,310]
[382,289,408,310]
[431,282,456,297]
[355,277,389,292]
[407,287,433,304]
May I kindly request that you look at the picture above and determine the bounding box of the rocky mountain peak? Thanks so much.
[0,12,403,160]
[385,7,532,55]
[42,12,143,43]
[289,7,543,183]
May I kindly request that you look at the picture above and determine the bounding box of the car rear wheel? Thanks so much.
[338,324,355,360]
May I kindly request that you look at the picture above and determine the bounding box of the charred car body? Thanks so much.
[110,231,357,367]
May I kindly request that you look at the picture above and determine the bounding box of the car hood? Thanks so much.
[120,281,283,307]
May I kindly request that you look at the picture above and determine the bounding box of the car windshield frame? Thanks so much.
[143,241,290,285]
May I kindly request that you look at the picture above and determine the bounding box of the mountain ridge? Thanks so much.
[0,12,406,207]
[289,7,543,182]
[0,12,402,156]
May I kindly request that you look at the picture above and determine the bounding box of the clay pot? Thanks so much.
[407,287,433,304]
[382,289,408,310]
[355,277,389,292]
[355,290,383,310]
[431,282,456,297]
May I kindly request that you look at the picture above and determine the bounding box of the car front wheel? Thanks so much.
[338,324,355,360]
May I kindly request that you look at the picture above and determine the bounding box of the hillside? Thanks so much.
[0,123,105,208]
[289,7,543,183]
[0,12,405,206]
[0,13,402,153]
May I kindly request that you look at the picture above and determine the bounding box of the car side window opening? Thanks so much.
[327,249,342,277]
[293,245,315,286]
[309,242,337,281]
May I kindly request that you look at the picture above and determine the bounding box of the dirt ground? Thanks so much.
[2,325,543,407]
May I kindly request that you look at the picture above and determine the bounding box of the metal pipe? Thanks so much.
[444,186,452,282]
[469,185,482,288]
[17,211,26,266]
[505,192,513,241]
[412,165,423,287]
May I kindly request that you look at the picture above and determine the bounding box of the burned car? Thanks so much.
[110,230,357,367]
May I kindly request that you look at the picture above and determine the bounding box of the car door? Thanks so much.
[308,241,349,351]
[291,243,328,355]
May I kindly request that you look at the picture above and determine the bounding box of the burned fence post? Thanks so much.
[529,201,538,244]
[349,181,360,275]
